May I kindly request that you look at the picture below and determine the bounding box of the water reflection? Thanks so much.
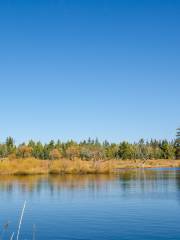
[0,169,179,196]
[0,169,180,240]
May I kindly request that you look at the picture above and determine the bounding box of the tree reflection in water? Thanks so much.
[0,169,179,198]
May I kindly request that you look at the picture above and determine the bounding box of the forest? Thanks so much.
[0,128,179,161]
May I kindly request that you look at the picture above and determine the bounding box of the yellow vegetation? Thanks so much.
[0,157,179,175]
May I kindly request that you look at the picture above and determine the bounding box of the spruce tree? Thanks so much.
[175,128,180,159]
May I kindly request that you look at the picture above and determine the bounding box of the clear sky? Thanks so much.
[0,0,179,143]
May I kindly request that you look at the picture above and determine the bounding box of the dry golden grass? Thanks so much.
[0,157,179,175]
[0,158,49,175]
[115,159,180,169]
[49,158,116,174]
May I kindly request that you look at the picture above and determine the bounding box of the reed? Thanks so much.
[10,232,14,240]
[0,201,28,240]
[0,157,179,175]
[16,200,26,240]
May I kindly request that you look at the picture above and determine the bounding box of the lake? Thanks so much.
[0,168,180,240]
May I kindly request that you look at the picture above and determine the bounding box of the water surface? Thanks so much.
[0,168,180,240]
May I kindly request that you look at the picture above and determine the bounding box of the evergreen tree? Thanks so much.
[6,137,15,154]
[175,128,180,159]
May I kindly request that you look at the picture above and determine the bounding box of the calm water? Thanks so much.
[0,168,180,240]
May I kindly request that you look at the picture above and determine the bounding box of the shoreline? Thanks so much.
[0,158,179,175]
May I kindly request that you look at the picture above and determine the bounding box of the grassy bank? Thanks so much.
[0,158,180,175]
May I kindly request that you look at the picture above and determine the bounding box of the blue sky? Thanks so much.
[0,0,179,143]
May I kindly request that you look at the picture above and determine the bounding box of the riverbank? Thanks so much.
[0,158,179,175]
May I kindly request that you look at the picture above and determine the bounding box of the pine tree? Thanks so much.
[175,128,180,159]
[6,137,15,154]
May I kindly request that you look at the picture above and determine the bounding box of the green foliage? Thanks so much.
[16,144,32,158]
[104,143,118,159]
[6,137,15,154]
[160,140,175,159]
[0,144,8,158]
[0,131,178,160]
[175,128,180,159]
[117,142,135,159]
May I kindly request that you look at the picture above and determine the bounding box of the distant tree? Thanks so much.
[48,140,55,149]
[6,137,15,154]
[0,144,8,158]
[117,142,135,160]
[136,139,152,160]
[95,138,100,146]
[31,142,45,159]
[90,146,105,161]
[80,146,92,160]
[175,128,180,159]
[104,144,118,159]
[17,145,32,158]
[103,140,109,147]
[55,140,61,148]
[28,140,36,148]
[66,145,80,160]
[0,135,178,162]
[49,149,61,160]
[160,140,175,159]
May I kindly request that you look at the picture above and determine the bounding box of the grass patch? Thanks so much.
[0,157,179,175]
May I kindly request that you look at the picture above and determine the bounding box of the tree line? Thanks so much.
[0,129,179,161]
